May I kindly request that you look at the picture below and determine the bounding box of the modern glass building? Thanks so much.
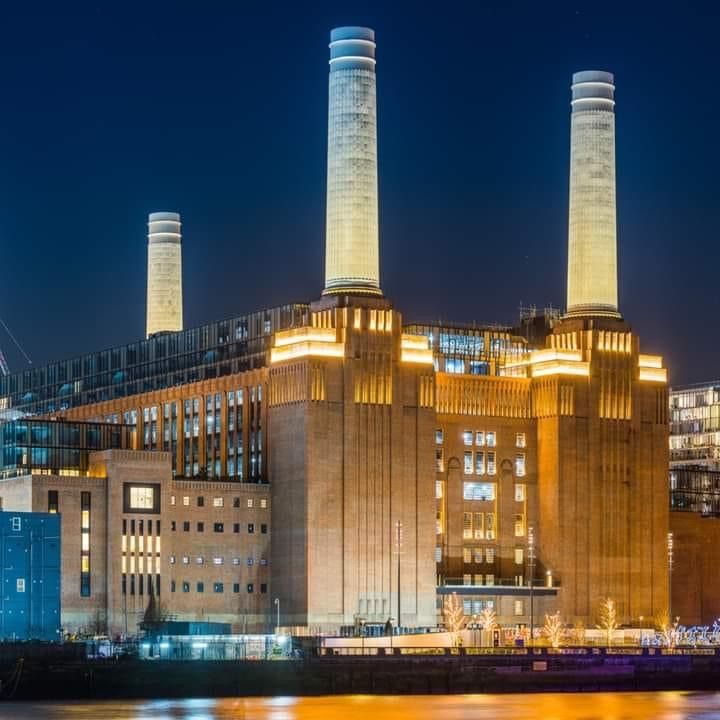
[404,322,527,376]
[669,382,720,468]
[0,304,309,416]
[0,418,134,479]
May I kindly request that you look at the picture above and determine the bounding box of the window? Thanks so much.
[182,556,190,565]
[260,499,268,509]
[171,580,176,593]
[435,429,444,445]
[485,574,495,586]
[464,452,473,474]
[260,583,267,594]
[514,514,525,537]
[214,522,224,533]
[233,497,240,508]
[11,517,20,532]
[48,490,58,514]
[213,497,224,508]
[171,495,176,506]
[260,523,268,534]
[182,496,190,506]
[196,556,204,565]
[248,523,255,534]
[435,481,443,499]
[247,498,254,508]
[197,496,205,507]
[463,548,472,563]
[486,548,495,563]
[487,451,496,476]
[516,433,526,448]
[463,574,472,586]
[475,452,485,475]
[16,578,25,593]
[247,583,254,594]
[436,448,444,473]
[128,486,154,510]
[183,521,190,532]
[213,557,223,565]
[435,546,442,562]
[485,513,496,540]
[182,582,190,593]
[514,600,524,616]
[197,522,204,532]
[214,582,224,593]
[247,557,254,566]
[170,555,176,565]
[197,582,204,593]
[233,558,241,565]
[515,484,526,502]
[80,492,91,597]
[515,548,524,565]
[233,523,240,533]
[475,431,485,446]
[486,432,496,447]
[473,547,483,563]
[171,521,177,532]
[473,513,484,539]
[260,558,268,566]
[463,482,495,501]
[515,454,526,477]
[463,430,473,446]
[463,512,472,539]
[233,583,240,593]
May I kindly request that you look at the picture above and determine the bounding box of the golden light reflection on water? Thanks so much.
[1,692,719,720]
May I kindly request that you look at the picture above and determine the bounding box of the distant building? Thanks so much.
[0,511,60,640]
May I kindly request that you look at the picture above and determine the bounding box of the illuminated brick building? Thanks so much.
[0,34,671,633]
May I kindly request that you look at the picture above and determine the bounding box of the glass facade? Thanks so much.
[404,322,526,376]
[0,419,133,479]
[0,304,308,415]
[670,383,720,467]
[670,467,720,516]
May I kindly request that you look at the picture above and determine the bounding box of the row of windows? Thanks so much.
[170,521,267,534]
[435,429,527,449]
[170,580,266,594]
[462,546,528,565]
[461,482,527,502]
[462,597,524,617]
[170,555,268,566]
[170,495,268,509]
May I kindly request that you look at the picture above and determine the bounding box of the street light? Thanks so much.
[274,597,280,634]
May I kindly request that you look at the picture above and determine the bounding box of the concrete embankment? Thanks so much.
[4,650,720,700]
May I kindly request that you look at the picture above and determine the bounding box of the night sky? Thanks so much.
[0,2,717,384]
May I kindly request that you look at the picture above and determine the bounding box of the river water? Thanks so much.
[2,693,720,719]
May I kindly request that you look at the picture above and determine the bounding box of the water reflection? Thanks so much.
[1,692,720,720]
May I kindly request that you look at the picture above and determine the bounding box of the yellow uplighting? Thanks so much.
[274,327,337,347]
[270,341,344,364]
[638,354,663,369]
[531,362,590,378]
[639,367,667,383]
[400,334,434,365]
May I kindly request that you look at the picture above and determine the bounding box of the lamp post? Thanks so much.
[274,597,280,635]
[527,525,535,646]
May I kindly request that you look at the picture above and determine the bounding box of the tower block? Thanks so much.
[267,296,437,629]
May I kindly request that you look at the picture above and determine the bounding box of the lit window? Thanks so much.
[170,495,176,506]
[487,451,496,476]
[445,358,465,374]
[182,556,189,564]
[129,486,154,510]
[516,433,526,448]
[514,514,525,537]
[436,448,444,473]
[81,534,90,552]
[247,498,254,508]
[515,454,526,477]
[435,429,444,445]
[464,452,473,474]
[233,558,240,565]
[435,546,442,562]
[463,512,472,539]
[463,574,472,586]
[213,497,224,508]
[475,452,485,475]
[463,548,472,563]
[473,547,483,563]
[182,496,190,506]
[170,555,176,565]
[473,512,484,539]
[485,574,495,586]
[515,484,526,502]
[435,481,443,499]
[475,431,485,446]
[260,499,268,509]
[514,600,524,616]
[463,431,473,446]
[486,548,495,563]
[213,557,223,565]
[514,548,524,565]
[196,556,204,565]
[486,432,496,447]
[16,578,25,593]
[463,482,495,501]
[485,513,496,540]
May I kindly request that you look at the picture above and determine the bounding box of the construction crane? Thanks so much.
[0,314,32,377]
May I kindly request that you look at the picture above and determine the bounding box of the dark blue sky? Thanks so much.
[0,2,717,384]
